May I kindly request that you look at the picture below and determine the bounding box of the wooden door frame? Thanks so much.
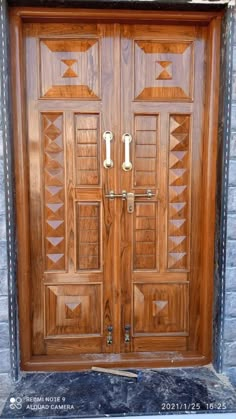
[9,7,222,371]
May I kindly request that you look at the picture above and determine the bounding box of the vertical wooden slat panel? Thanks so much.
[75,114,100,186]
[76,202,100,270]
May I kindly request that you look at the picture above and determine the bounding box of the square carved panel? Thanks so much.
[133,283,189,335]
[134,41,193,101]
[40,39,100,99]
[45,284,102,337]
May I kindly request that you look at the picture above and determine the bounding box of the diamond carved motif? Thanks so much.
[43,113,65,271]
[65,302,82,319]
[61,59,78,78]
[168,115,190,270]
[156,61,172,80]
[152,300,169,317]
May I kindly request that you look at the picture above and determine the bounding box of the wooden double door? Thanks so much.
[15,12,221,369]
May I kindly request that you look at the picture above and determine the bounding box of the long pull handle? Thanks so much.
[103,131,113,169]
[122,133,132,171]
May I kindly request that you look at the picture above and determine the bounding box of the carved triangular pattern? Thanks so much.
[46,220,64,230]
[46,253,64,263]
[61,59,78,78]
[46,237,64,246]
[46,186,63,196]
[154,300,168,312]
[168,115,190,270]
[46,203,64,213]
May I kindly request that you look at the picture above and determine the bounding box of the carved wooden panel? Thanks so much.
[45,284,102,336]
[168,115,190,270]
[40,39,100,98]
[133,115,158,187]
[133,283,188,335]
[134,203,157,270]
[134,41,193,100]
[75,114,100,186]
[76,203,101,270]
[43,113,65,271]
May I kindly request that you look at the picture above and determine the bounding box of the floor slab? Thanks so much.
[0,366,236,418]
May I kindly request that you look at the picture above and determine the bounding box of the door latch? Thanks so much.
[105,189,155,213]
[107,325,113,345]
[124,324,131,343]
[127,193,134,213]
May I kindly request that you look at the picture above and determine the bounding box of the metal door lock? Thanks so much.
[127,193,134,213]
[105,189,155,213]
[107,325,113,345]
[125,325,131,343]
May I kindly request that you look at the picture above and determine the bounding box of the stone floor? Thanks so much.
[0,374,13,416]
[0,366,236,418]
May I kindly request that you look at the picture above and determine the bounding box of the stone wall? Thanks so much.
[0,0,10,377]
[0,0,235,379]
[224,8,236,375]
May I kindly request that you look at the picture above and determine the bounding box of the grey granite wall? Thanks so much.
[224,8,236,375]
[0,0,10,378]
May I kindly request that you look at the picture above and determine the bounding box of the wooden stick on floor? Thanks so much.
[91,366,138,379]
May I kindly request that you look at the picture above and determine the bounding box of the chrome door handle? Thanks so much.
[103,131,113,169]
[122,133,132,171]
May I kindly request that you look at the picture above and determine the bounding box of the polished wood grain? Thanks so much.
[11,7,223,23]
[75,114,100,186]
[134,203,157,270]
[119,23,211,355]
[134,115,158,187]
[133,283,189,335]
[40,38,100,99]
[10,8,222,370]
[23,351,207,371]
[21,22,120,358]
[199,17,222,359]
[76,203,100,270]
[45,284,102,338]
[10,13,32,365]
[134,40,193,101]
